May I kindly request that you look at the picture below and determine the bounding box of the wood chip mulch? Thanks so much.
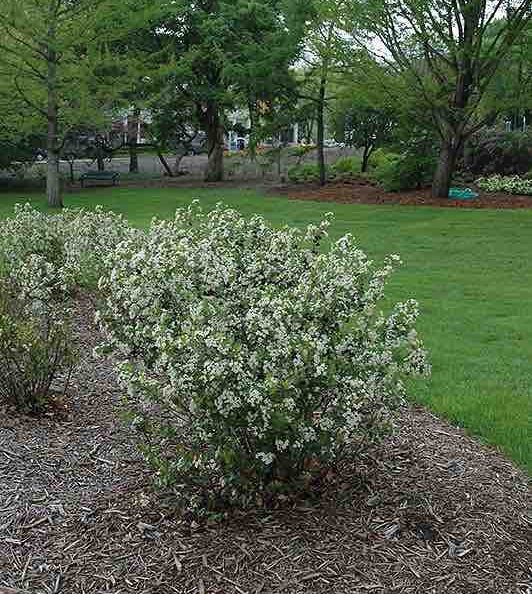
[274,180,532,209]
[1,297,530,594]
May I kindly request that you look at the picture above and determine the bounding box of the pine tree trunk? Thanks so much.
[204,102,224,182]
[432,140,460,198]
[46,32,62,208]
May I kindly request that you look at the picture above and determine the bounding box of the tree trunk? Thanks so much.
[204,102,224,182]
[173,147,187,176]
[46,20,62,208]
[432,140,460,198]
[316,78,326,186]
[97,154,105,171]
[129,143,138,173]
[361,145,373,173]
[158,152,173,177]
[46,147,61,207]
[128,108,140,173]
[248,98,257,160]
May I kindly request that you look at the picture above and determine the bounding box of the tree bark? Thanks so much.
[46,17,62,208]
[97,153,105,171]
[128,108,140,173]
[173,146,187,176]
[248,98,257,160]
[157,152,173,177]
[316,77,326,186]
[432,140,460,198]
[361,145,373,173]
[204,102,224,182]
[46,146,61,207]
[129,143,138,173]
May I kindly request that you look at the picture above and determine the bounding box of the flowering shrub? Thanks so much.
[476,175,532,196]
[61,206,136,288]
[0,203,133,291]
[97,203,430,510]
[0,204,132,411]
[0,281,76,413]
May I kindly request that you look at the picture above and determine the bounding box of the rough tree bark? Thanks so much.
[97,152,105,172]
[432,138,462,198]
[316,76,327,186]
[204,101,224,182]
[46,18,62,208]
[128,108,140,173]
[172,146,188,176]
[361,144,373,173]
[157,152,173,177]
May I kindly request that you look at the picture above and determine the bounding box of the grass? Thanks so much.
[1,186,531,472]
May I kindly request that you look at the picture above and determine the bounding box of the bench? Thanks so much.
[80,170,120,187]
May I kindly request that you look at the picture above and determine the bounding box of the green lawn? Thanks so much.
[1,186,531,472]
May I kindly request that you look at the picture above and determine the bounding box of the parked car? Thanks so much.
[33,148,47,161]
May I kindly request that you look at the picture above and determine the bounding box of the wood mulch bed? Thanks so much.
[1,297,530,593]
[274,179,532,209]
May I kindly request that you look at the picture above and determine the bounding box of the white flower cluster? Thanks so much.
[0,204,134,411]
[0,203,134,297]
[476,174,532,196]
[98,202,430,504]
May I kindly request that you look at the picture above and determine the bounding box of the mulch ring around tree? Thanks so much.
[0,297,530,594]
[273,179,532,209]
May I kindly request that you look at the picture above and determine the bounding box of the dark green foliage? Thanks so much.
[0,135,45,170]
[288,156,363,183]
[334,104,395,172]
[372,151,436,192]
[330,156,362,177]
[463,128,532,176]
[288,163,322,183]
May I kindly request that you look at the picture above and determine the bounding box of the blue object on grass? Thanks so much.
[448,187,479,200]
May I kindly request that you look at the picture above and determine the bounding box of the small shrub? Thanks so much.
[373,151,436,192]
[288,157,362,183]
[98,203,430,512]
[330,156,362,178]
[476,174,532,195]
[289,144,317,164]
[62,206,135,288]
[0,203,134,291]
[0,275,76,413]
[0,204,132,412]
[368,148,400,172]
[287,163,323,183]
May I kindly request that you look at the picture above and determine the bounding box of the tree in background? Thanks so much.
[0,0,128,206]
[330,59,398,172]
[149,88,200,177]
[159,0,306,182]
[481,20,532,130]
[298,0,353,186]
[357,0,531,198]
